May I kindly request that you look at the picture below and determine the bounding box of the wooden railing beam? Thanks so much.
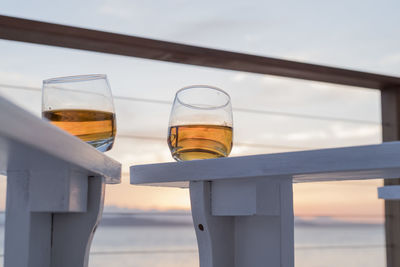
[1,15,400,89]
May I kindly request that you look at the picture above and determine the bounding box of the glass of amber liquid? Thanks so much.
[42,74,116,152]
[168,85,233,161]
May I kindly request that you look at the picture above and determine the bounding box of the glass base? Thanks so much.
[87,137,115,152]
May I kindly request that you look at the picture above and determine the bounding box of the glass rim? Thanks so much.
[176,85,231,110]
[43,74,107,84]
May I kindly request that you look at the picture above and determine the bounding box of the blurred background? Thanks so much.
[1,0,399,266]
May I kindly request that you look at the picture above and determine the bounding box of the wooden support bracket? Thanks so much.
[4,168,105,267]
[190,177,294,267]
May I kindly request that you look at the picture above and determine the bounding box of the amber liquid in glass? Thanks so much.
[43,109,116,152]
[168,124,233,161]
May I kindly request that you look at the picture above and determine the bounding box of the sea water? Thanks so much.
[0,222,385,267]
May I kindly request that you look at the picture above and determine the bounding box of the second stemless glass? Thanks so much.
[42,74,116,152]
[167,85,233,161]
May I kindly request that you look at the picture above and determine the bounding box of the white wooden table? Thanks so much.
[0,95,121,267]
[130,142,400,267]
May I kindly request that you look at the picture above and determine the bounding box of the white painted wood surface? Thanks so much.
[190,179,294,267]
[129,142,400,267]
[0,96,120,184]
[131,141,400,187]
[0,95,121,267]
[378,185,400,200]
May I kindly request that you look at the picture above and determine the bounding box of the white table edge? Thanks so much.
[0,96,121,184]
[130,141,400,187]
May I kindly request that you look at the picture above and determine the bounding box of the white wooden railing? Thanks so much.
[0,95,121,267]
[130,142,400,267]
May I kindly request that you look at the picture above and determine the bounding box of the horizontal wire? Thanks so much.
[295,244,384,250]
[116,134,311,150]
[295,214,383,218]
[0,83,381,152]
[90,244,385,255]
[114,95,171,105]
[0,84,40,92]
[102,212,383,218]
[102,212,191,216]
[0,211,383,218]
[0,83,383,154]
[0,83,380,125]
[100,212,383,218]
[0,83,315,151]
[0,244,384,258]
[293,181,383,187]
[0,211,384,217]
[233,107,380,125]
[90,249,197,256]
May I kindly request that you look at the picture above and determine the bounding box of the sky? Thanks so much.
[1,0,400,221]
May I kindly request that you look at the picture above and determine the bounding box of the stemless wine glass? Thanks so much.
[167,85,233,161]
[42,74,116,152]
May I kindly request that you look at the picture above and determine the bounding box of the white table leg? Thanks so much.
[4,171,52,267]
[51,175,104,267]
[190,178,294,267]
[4,168,105,267]
[190,181,235,267]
